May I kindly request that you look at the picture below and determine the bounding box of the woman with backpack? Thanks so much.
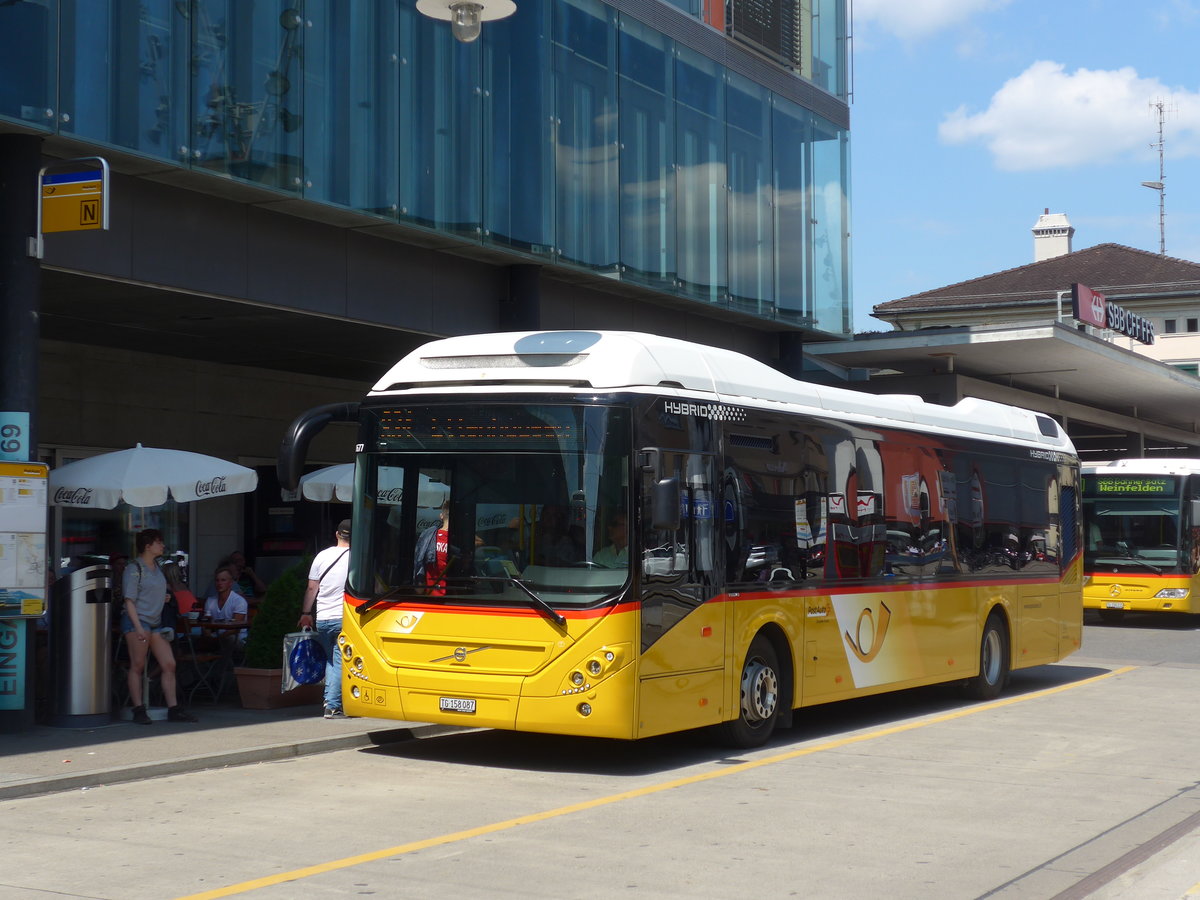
[120,528,198,725]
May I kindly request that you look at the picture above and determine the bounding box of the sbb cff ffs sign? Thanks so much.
[1071,282,1155,344]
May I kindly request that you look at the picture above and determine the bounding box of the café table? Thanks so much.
[178,617,246,702]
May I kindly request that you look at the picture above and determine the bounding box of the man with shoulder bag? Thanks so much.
[298,520,351,718]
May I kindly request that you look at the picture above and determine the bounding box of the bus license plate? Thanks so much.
[1105,601,1125,609]
[439,697,476,713]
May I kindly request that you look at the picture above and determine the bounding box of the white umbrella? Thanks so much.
[298,463,356,503]
[50,443,258,509]
[299,464,449,506]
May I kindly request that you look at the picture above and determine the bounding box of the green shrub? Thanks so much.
[241,560,311,669]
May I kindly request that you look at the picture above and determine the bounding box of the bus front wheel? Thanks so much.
[720,635,782,748]
[964,612,1009,701]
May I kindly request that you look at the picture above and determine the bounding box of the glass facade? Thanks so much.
[0,0,851,336]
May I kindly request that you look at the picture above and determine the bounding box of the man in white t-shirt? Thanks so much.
[298,520,351,718]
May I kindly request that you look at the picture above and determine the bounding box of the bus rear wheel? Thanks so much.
[964,612,1009,701]
[720,635,782,748]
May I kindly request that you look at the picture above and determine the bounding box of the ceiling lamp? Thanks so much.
[415,0,516,43]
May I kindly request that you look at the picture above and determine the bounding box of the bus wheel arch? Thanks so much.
[719,626,793,748]
[963,608,1010,701]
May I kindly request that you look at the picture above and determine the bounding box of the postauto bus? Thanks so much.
[1082,458,1200,622]
[279,331,1082,746]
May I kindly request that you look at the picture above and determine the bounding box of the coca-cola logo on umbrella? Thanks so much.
[53,487,93,505]
[194,476,228,498]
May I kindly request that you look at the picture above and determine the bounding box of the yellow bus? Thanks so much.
[280,331,1082,746]
[1082,458,1200,623]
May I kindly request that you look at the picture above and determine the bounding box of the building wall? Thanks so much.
[41,338,364,580]
[2,0,852,338]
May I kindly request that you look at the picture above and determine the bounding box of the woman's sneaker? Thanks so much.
[167,706,198,723]
[323,706,345,719]
[131,705,152,725]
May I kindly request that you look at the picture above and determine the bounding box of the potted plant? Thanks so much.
[234,559,323,709]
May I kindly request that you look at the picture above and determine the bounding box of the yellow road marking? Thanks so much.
[175,665,1136,900]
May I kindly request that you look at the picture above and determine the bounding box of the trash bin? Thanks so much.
[49,563,113,727]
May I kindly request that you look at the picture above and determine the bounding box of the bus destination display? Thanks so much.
[1085,476,1176,496]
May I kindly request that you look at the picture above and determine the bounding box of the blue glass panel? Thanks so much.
[811,0,846,98]
[188,1,304,191]
[674,46,725,303]
[484,0,552,254]
[303,2,399,216]
[0,0,56,130]
[398,3,481,236]
[726,72,772,315]
[617,17,673,288]
[810,115,850,334]
[772,97,810,326]
[552,0,618,270]
[57,0,187,161]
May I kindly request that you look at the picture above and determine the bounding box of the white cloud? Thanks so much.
[854,0,1010,41]
[939,61,1200,171]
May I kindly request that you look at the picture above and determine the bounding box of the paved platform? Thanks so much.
[0,699,449,801]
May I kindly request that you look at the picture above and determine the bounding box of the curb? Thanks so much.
[0,723,454,801]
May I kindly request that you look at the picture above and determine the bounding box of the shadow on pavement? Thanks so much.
[362,661,1120,778]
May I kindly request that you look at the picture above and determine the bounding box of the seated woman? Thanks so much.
[203,565,249,647]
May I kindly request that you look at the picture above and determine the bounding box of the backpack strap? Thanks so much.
[317,549,349,586]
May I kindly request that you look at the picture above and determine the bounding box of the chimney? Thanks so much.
[1032,208,1074,262]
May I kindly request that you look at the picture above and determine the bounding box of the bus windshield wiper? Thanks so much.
[1116,555,1163,574]
[1092,550,1163,574]
[358,586,405,614]
[460,575,566,626]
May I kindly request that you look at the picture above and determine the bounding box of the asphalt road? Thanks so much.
[3,613,1199,900]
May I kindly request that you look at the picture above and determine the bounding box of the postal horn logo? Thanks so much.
[844,600,892,663]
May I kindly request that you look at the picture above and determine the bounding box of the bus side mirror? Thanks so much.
[652,478,681,532]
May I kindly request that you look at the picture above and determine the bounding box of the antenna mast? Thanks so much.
[1142,99,1169,255]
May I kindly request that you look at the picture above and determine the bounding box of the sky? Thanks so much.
[849,0,1200,332]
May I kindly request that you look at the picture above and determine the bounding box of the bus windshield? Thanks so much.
[1082,496,1183,572]
[349,402,631,609]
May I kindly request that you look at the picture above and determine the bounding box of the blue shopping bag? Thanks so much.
[282,628,327,692]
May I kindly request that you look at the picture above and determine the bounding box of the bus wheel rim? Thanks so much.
[982,629,1001,684]
[742,659,778,723]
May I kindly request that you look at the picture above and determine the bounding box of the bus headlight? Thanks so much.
[1155,588,1189,599]
[570,671,585,686]
[586,659,603,677]
[578,702,592,717]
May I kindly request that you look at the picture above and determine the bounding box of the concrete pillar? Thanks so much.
[0,134,42,457]
[0,133,43,732]
[500,264,542,332]
[777,332,805,380]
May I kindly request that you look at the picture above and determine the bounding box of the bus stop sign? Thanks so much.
[39,157,109,234]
